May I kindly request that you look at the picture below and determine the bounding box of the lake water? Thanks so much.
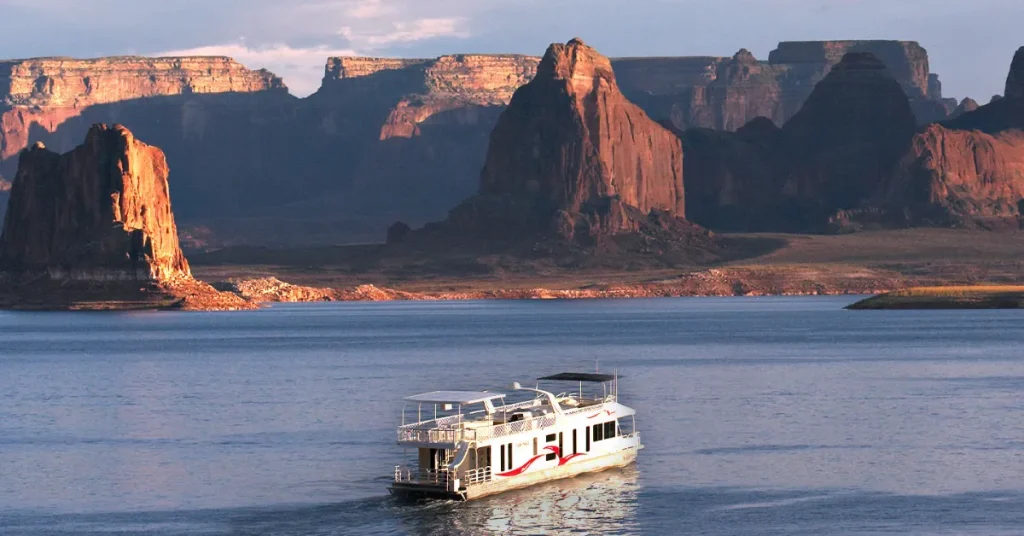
[2,297,1024,535]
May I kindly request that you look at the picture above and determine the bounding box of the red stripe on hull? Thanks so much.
[495,445,586,477]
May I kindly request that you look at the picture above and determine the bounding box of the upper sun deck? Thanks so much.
[397,372,628,446]
[398,394,630,446]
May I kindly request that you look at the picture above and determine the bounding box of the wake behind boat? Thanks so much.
[389,372,642,501]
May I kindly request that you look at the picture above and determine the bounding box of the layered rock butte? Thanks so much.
[0,124,250,310]
[422,38,715,263]
[855,47,1024,230]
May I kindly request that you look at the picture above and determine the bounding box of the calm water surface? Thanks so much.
[2,297,1024,535]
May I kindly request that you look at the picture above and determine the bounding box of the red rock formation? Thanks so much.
[0,124,189,280]
[860,48,1024,229]
[877,126,1024,227]
[680,52,917,231]
[450,38,685,241]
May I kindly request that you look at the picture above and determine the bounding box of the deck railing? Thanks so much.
[398,427,462,445]
[397,412,560,444]
[464,466,492,485]
[394,466,453,489]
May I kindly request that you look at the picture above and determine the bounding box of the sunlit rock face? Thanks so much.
[447,38,687,240]
[0,124,190,281]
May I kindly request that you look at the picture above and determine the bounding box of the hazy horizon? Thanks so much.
[1,0,1021,98]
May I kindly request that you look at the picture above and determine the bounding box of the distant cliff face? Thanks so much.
[0,57,285,161]
[445,38,685,241]
[318,54,539,138]
[768,41,931,99]
[302,54,543,238]
[681,52,917,231]
[614,40,950,131]
[0,124,190,280]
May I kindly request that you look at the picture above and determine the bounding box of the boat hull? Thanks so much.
[390,444,640,502]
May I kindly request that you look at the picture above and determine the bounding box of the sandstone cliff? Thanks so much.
[681,52,917,231]
[446,38,685,242]
[0,124,189,280]
[0,56,285,161]
[855,47,1024,229]
[0,124,251,310]
[309,54,541,235]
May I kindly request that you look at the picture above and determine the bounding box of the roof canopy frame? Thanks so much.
[537,372,618,383]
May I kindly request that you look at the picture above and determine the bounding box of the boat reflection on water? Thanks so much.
[394,466,639,536]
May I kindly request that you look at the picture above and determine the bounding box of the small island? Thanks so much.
[847,286,1024,310]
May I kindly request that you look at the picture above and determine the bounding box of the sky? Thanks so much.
[0,0,1020,99]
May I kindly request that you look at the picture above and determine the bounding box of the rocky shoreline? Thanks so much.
[211,272,898,306]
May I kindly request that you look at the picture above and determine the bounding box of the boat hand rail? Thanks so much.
[398,412,559,444]
[394,466,455,489]
[471,414,557,441]
[398,398,548,432]
[464,466,492,485]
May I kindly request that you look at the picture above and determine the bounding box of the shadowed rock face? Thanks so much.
[1007,47,1024,99]
[856,47,1024,229]
[780,52,917,211]
[308,54,542,237]
[681,52,917,231]
[0,124,190,280]
[450,38,685,240]
[949,97,980,120]
[614,40,951,131]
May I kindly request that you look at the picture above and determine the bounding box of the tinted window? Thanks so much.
[604,421,616,439]
[593,423,604,442]
[546,433,556,442]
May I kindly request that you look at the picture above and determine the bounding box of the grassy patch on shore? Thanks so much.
[847,285,1024,310]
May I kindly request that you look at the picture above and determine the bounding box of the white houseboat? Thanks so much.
[390,372,642,501]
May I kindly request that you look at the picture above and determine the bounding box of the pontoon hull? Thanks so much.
[389,445,639,502]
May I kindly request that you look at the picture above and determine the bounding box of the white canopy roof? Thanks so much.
[404,391,506,405]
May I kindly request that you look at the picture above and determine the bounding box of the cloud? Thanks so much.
[155,13,469,97]
[156,43,359,97]
[346,0,398,19]
[344,18,468,48]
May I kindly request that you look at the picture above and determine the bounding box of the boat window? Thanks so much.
[593,423,604,442]
[510,413,523,422]
[507,443,513,470]
[546,433,556,442]
[585,426,590,451]
[572,429,577,454]
[477,446,491,470]
[533,437,538,456]
[604,421,616,439]
[500,443,506,471]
